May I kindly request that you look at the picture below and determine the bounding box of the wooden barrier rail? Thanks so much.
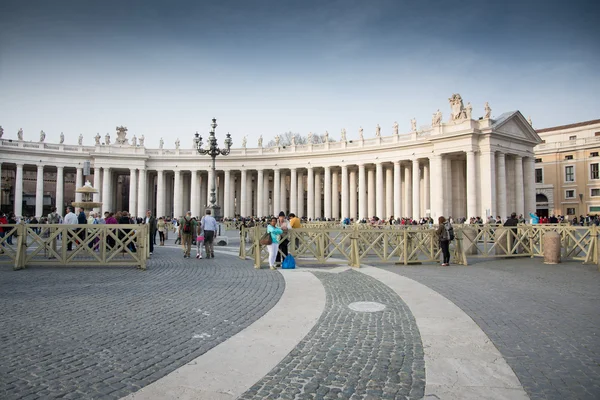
[239,224,599,269]
[0,224,148,270]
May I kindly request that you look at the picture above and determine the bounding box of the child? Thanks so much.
[196,220,204,259]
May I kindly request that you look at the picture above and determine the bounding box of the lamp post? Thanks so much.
[194,118,232,219]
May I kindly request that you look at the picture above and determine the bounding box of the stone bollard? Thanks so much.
[543,231,561,264]
[462,227,478,255]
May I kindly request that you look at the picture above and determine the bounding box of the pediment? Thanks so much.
[492,112,542,144]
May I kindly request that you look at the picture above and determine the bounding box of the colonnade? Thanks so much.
[0,150,536,221]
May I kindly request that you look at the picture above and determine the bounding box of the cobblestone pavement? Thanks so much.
[381,259,600,400]
[240,269,425,400]
[0,246,284,400]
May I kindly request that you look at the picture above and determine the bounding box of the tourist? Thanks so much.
[144,210,156,255]
[157,217,166,246]
[201,209,218,259]
[276,211,291,266]
[195,219,204,259]
[266,217,283,270]
[0,212,7,253]
[63,206,78,251]
[179,211,196,258]
[529,212,540,225]
[119,211,136,252]
[105,212,118,250]
[436,216,451,266]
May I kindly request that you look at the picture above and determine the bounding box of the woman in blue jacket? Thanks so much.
[529,212,539,225]
[266,217,283,270]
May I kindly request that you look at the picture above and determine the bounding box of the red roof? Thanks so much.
[536,119,600,133]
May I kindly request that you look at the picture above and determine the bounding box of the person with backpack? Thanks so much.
[436,216,453,266]
[179,211,196,258]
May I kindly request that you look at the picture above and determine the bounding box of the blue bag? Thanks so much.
[281,253,296,269]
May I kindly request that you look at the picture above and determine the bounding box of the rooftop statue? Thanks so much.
[528,116,533,126]
[307,132,313,143]
[324,131,329,143]
[105,133,110,145]
[258,135,263,147]
[115,126,128,145]
[432,109,442,125]
[0,126,3,139]
[375,124,381,137]
[448,93,467,120]
[341,128,347,142]
[132,135,137,146]
[275,135,280,146]
[139,135,145,146]
[411,118,417,132]
[358,127,363,140]
[159,137,164,149]
[60,132,65,144]
[39,130,46,142]
[466,102,473,119]
[291,135,296,146]
[175,138,180,150]
[393,122,399,135]
[241,136,247,148]
[94,133,101,145]
[78,134,83,145]
[484,102,492,118]
[17,128,23,141]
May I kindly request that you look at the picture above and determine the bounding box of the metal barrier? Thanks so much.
[239,224,599,269]
[0,224,148,270]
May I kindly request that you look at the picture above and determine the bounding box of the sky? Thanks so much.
[1,0,598,149]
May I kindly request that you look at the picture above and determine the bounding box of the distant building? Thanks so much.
[534,119,600,218]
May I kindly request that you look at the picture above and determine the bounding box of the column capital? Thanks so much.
[393,160,401,166]
[514,155,523,160]
[496,152,506,159]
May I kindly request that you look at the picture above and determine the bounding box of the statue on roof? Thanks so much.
[115,126,128,145]
[527,116,533,126]
[358,127,363,140]
[0,126,3,139]
[393,122,399,135]
[105,132,110,145]
[291,135,296,146]
[39,130,46,142]
[242,136,247,148]
[432,109,442,125]
[17,128,23,141]
[324,131,329,143]
[175,138,180,150]
[484,102,492,119]
[307,132,313,144]
[159,137,164,149]
[60,132,65,144]
[78,134,83,145]
[341,128,347,142]
[448,93,467,121]
[375,124,381,137]
[139,135,145,146]
[131,135,137,146]
[411,118,417,132]
[94,133,101,145]
[258,135,263,147]
[275,135,280,146]
[466,102,473,119]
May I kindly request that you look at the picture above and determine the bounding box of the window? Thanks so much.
[591,163,599,180]
[535,158,542,163]
[565,155,573,160]
[590,206,600,213]
[566,208,576,215]
[592,189,600,197]
[565,166,574,182]
[535,168,543,183]
[569,135,577,140]
[565,190,575,199]
[591,152,598,157]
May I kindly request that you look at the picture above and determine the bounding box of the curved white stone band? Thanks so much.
[358,266,528,400]
[123,271,326,400]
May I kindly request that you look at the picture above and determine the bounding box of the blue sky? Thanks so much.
[1,0,598,148]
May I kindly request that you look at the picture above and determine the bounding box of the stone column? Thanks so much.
[466,150,477,219]
[138,168,147,217]
[290,168,297,214]
[332,170,340,219]
[496,153,507,220]
[280,170,287,214]
[385,166,393,219]
[55,166,64,216]
[404,164,412,217]
[35,165,44,217]
[314,170,322,219]
[100,167,109,214]
[257,169,264,217]
[173,169,182,218]
[189,170,198,217]
[514,156,524,217]
[223,170,231,218]
[240,169,247,216]
[367,168,375,218]
[358,164,366,220]
[480,151,496,218]
[323,166,331,219]
[307,167,314,219]
[443,157,452,217]
[75,167,84,202]
[156,169,165,218]
[429,155,443,219]
[128,169,137,215]
[423,162,430,214]
[349,169,357,220]
[297,171,304,218]
[524,157,536,218]
[393,161,402,218]
[412,159,421,219]
[273,168,281,214]
[15,163,24,216]
[264,171,271,216]
[341,165,349,220]
[376,163,384,218]
[93,168,101,213]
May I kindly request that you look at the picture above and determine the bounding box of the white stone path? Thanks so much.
[124,265,528,400]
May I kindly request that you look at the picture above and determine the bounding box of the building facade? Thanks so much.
[534,119,600,218]
[0,95,541,221]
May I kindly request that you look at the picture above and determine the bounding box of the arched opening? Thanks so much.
[536,193,549,217]
[536,194,548,203]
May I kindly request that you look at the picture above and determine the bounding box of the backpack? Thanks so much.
[444,222,455,241]
[183,218,192,234]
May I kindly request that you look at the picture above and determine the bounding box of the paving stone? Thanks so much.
[0,244,284,399]
[239,270,425,399]
[381,258,600,400]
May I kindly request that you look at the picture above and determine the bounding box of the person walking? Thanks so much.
[145,210,157,255]
[201,209,218,258]
[195,219,204,259]
[276,211,291,266]
[179,211,196,258]
[63,206,78,251]
[266,217,283,270]
[436,216,451,266]
[157,217,166,246]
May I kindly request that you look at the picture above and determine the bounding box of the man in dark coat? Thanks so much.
[145,210,157,255]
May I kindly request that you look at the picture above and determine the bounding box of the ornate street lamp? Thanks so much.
[194,118,232,219]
